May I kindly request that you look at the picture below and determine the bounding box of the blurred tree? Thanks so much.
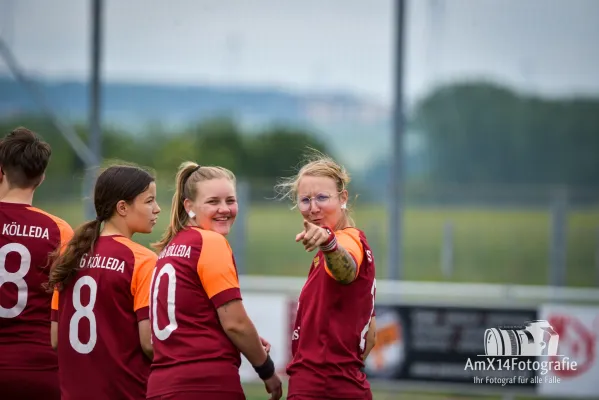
[192,117,248,174]
[413,81,599,186]
[0,115,331,193]
[245,125,330,181]
[0,115,81,176]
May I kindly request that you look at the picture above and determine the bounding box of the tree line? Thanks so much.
[413,81,599,187]
[0,116,329,195]
[2,80,598,198]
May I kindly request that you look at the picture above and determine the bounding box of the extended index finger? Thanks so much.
[295,231,306,242]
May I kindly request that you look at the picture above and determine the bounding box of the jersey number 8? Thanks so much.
[0,243,31,318]
[69,276,98,354]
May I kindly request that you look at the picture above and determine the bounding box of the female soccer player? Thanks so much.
[147,162,283,400]
[0,127,73,400]
[275,150,377,400]
[47,164,160,400]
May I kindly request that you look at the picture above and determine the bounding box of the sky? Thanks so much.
[1,0,599,107]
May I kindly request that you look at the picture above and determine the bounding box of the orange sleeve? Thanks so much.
[28,207,74,254]
[113,237,157,321]
[195,229,241,309]
[324,228,364,279]
[131,248,157,321]
[55,219,74,255]
[51,290,59,321]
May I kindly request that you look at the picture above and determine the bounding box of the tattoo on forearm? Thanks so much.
[323,245,357,284]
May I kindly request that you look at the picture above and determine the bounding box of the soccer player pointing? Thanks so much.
[148,162,283,400]
[276,150,377,400]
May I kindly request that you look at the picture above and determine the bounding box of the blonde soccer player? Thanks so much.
[276,150,377,400]
[147,162,283,400]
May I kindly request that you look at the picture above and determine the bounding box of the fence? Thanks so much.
[33,175,599,288]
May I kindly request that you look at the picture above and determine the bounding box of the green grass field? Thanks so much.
[240,381,567,400]
[38,200,599,287]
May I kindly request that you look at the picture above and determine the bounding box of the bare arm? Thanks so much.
[51,321,58,351]
[138,319,153,360]
[217,299,268,367]
[323,244,358,284]
[362,316,377,360]
[297,222,358,284]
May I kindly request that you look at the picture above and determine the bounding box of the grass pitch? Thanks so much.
[38,200,598,287]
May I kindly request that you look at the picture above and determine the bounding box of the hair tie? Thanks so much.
[184,165,202,186]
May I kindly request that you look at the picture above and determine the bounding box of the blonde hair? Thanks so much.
[152,161,236,253]
[274,148,355,228]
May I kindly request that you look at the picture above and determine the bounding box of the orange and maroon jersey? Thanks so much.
[287,227,377,399]
[0,202,73,371]
[147,227,244,398]
[51,235,156,400]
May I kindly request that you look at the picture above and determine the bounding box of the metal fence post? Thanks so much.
[441,220,454,279]
[232,180,250,274]
[549,187,568,287]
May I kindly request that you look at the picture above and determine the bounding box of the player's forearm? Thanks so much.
[51,321,58,351]
[323,244,357,284]
[138,319,154,360]
[223,321,268,367]
[362,317,377,360]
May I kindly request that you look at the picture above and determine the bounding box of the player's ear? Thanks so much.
[183,198,194,214]
[115,199,128,217]
[339,190,348,206]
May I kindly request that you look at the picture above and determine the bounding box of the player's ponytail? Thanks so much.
[46,163,155,292]
[46,219,102,291]
[152,162,200,253]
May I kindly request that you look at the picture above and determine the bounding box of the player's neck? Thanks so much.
[101,219,133,239]
[0,188,35,205]
[334,215,350,232]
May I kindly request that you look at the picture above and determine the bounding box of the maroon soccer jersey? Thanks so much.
[0,202,73,372]
[147,227,244,398]
[51,235,156,400]
[287,228,377,399]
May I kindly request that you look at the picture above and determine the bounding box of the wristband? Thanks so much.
[254,354,275,380]
[319,226,338,253]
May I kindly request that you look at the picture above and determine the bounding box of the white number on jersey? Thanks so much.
[69,276,98,354]
[0,243,32,318]
[366,249,373,263]
[150,263,178,341]
[359,278,377,352]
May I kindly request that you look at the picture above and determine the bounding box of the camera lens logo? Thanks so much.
[484,320,560,356]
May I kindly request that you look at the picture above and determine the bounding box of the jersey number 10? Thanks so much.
[150,263,178,341]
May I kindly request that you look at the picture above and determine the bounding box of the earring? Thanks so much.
[188,210,196,219]
[341,203,347,210]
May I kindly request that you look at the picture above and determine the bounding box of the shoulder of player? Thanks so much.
[25,206,73,232]
[335,227,363,242]
[112,236,157,264]
[191,227,232,251]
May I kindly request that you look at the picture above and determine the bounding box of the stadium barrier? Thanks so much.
[238,276,599,399]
